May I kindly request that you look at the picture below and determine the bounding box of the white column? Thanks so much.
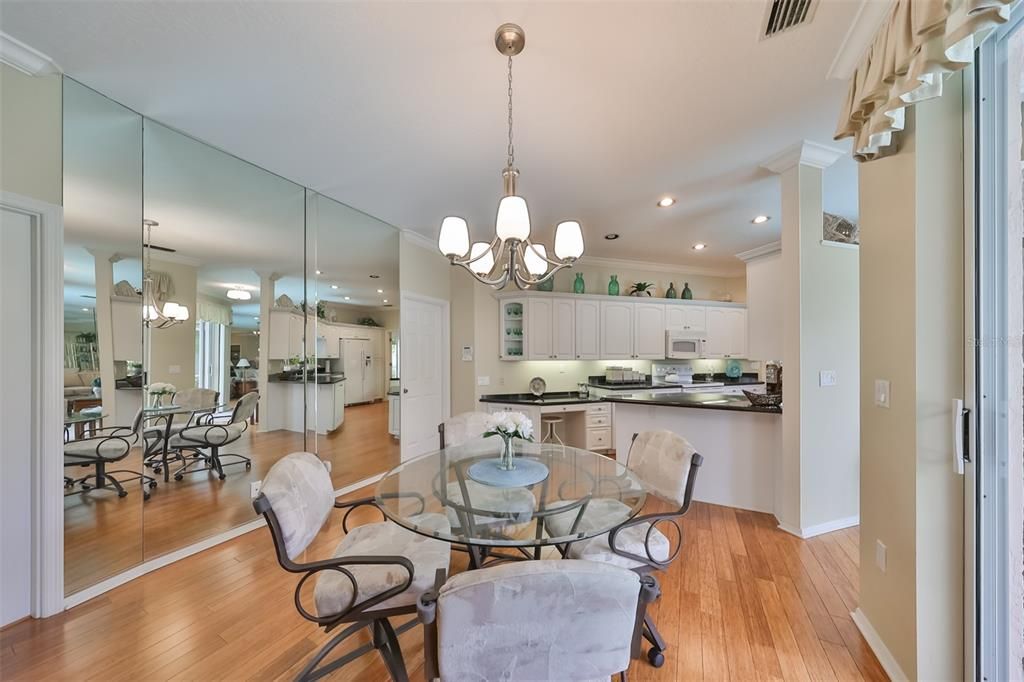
[255,270,280,432]
[88,249,119,421]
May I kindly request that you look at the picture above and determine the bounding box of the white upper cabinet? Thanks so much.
[551,298,576,360]
[600,301,634,359]
[705,306,747,358]
[574,299,600,360]
[527,297,554,360]
[633,303,666,359]
[743,250,783,360]
[666,304,707,332]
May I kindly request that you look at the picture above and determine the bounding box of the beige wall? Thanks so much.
[858,77,964,680]
[147,258,198,388]
[0,66,62,205]
[231,331,259,364]
[400,236,451,302]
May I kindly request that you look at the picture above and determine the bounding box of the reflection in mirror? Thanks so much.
[62,78,144,595]
[141,119,306,559]
[306,191,401,489]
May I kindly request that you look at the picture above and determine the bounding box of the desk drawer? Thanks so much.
[586,427,611,450]
[587,403,610,415]
[587,414,610,427]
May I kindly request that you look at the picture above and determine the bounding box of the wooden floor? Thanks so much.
[6,490,887,681]
[63,401,400,594]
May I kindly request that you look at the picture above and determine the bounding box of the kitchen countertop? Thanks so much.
[269,374,346,385]
[479,391,606,406]
[602,391,782,414]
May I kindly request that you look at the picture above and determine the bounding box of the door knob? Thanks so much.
[402,388,408,394]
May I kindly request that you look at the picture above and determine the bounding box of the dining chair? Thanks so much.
[253,452,451,682]
[437,412,537,563]
[544,430,703,667]
[166,391,258,480]
[63,409,159,500]
[144,387,220,474]
[416,560,659,681]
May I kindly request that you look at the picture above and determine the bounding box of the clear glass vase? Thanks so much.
[499,435,516,471]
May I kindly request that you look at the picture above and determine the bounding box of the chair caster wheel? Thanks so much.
[153,467,162,474]
[647,648,665,668]
[218,474,226,480]
[148,481,157,489]
[245,463,251,470]
[81,485,92,491]
[118,490,128,498]
[144,493,150,501]
[174,474,183,481]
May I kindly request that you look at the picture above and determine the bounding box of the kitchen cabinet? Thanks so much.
[527,297,574,360]
[741,248,783,360]
[632,303,666,359]
[666,304,706,332]
[705,307,747,358]
[498,298,526,360]
[268,310,306,360]
[574,299,600,360]
[600,301,634,359]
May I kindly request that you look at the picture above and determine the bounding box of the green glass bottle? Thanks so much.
[665,282,677,299]
[573,272,585,294]
[536,275,554,292]
[608,275,619,296]
[682,282,693,299]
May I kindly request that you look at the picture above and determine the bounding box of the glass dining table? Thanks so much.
[375,439,647,568]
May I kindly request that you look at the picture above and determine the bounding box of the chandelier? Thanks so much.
[437,23,584,289]
[142,219,190,328]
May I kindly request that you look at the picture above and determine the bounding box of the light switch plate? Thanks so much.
[477,376,490,386]
[819,370,837,387]
[875,540,887,573]
[250,480,262,499]
[462,345,473,362]
[874,379,890,408]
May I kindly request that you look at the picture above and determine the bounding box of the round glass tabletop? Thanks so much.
[375,439,647,548]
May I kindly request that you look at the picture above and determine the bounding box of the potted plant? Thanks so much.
[629,282,655,297]
[91,376,102,398]
[483,411,535,471]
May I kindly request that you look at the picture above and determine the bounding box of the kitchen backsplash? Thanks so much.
[652,359,762,380]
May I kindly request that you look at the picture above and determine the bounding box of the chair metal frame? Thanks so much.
[63,410,159,500]
[552,432,703,668]
[252,491,427,682]
[171,392,257,481]
[416,567,660,682]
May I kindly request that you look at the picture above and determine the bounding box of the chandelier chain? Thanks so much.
[506,55,514,170]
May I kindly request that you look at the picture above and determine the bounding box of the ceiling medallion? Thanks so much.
[437,23,584,290]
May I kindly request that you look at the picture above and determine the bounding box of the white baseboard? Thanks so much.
[777,515,859,539]
[63,472,386,611]
[851,608,909,681]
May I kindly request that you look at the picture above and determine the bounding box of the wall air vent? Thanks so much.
[761,0,818,39]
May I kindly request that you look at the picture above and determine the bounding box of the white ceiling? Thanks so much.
[6,1,863,273]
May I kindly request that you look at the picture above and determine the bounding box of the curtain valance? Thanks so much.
[197,295,232,326]
[835,0,1016,161]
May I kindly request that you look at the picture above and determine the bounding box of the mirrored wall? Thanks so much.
[61,78,401,595]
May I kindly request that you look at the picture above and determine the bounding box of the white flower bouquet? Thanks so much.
[148,382,176,396]
[484,411,534,441]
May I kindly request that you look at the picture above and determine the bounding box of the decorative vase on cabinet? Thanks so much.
[536,275,554,292]
[682,282,693,299]
[608,275,619,296]
[665,282,677,299]
[573,273,585,294]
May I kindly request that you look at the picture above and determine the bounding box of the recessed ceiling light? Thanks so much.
[657,197,676,208]
[383,299,388,303]
[315,270,322,275]
[344,296,351,300]
[377,289,384,293]
[331,284,339,290]
[692,243,707,251]
[226,289,252,300]
[751,215,770,224]
[604,233,620,240]
[82,307,89,312]
[253,316,259,320]
[369,274,380,279]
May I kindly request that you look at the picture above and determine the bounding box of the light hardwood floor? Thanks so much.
[63,401,400,595]
[7,488,886,681]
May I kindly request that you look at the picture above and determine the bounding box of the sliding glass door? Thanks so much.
[972,7,1023,680]
[195,319,227,399]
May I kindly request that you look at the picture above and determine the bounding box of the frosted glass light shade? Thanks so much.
[523,243,548,275]
[161,302,180,319]
[438,216,470,257]
[495,195,531,241]
[174,304,190,321]
[554,221,584,259]
[468,242,495,275]
[144,304,160,321]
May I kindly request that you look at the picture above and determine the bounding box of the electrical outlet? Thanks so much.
[874,379,890,408]
[250,480,262,499]
[875,540,887,573]
[819,370,837,386]
[477,376,490,387]
[323,460,332,473]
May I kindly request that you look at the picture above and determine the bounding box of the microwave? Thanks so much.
[665,330,706,359]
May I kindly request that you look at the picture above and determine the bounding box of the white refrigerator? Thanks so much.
[341,338,380,405]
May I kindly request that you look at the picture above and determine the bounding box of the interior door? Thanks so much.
[400,295,448,461]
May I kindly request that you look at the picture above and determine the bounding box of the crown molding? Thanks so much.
[826,0,895,81]
[579,254,744,278]
[0,32,61,76]
[735,241,781,262]
[760,140,846,173]
[401,228,438,252]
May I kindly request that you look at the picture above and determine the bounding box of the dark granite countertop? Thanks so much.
[588,373,764,390]
[603,391,782,414]
[479,391,606,406]
[269,374,346,385]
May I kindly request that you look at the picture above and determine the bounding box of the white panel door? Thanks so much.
[552,297,575,359]
[633,303,666,359]
[574,299,600,360]
[527,297,554,360]
[401,295,448,461]
[600,301,633,359]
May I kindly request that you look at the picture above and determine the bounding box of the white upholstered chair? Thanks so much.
[417,560,658,681]
[166,391,257,480]
[544,429,703,668]
[63,409,159,500]
[254,451,451,682]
